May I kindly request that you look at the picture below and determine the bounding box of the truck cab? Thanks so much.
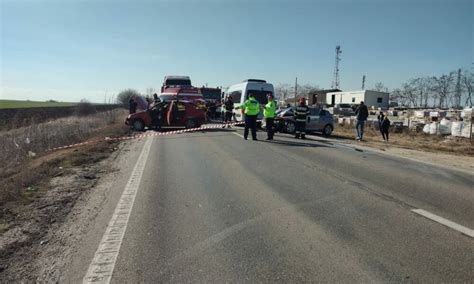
[161,76,192,92]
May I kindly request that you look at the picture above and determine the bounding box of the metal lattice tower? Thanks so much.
[331,45,342,89]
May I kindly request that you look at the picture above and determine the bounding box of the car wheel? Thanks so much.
[323,124,333,137]
[132,119,145,131]
[285,121,296,134]
[185,119,197,129]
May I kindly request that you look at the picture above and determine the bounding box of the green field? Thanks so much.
[0,100,78,109]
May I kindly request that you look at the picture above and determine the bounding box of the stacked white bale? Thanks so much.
[461,122,472,138]
[451,121,463,137]
[429,122,439,135]
[461,108,472,119]
[445,111,457,118]
[439,118,452,135]
[423,124,430,134]
[414,110,426,118]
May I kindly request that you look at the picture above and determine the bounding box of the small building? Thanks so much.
[325,90,389,108]
[308,89,341,105]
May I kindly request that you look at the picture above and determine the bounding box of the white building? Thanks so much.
[325,90,390,108]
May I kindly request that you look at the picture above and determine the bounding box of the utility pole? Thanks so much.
[455,68,462,108]
[362,75,366,90]
[331,45,342,89]
[294,77,298,107]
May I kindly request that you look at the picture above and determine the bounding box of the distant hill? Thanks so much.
[0,100,78,109]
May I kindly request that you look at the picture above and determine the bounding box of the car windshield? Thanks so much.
[165,79,191,86]
[159,95,174,102]
[246,90,272,105]
[201,89,221,100]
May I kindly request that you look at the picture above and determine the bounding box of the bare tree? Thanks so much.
[373,82,389,92]
[409,77,432,107]
[275,83,292,100]
[298,84,320,99]
[462,70,473,107]
[390,88,408,106]
[401,82,419,107]
[145,87,155,98]
[117,89,141,107]
[432,73,454,108]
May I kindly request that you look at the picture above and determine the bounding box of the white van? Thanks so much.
[226,79,275,121]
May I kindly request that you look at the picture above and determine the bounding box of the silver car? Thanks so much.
[273,107,335,136]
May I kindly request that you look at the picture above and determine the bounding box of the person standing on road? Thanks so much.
[294,97,310,139]
[264,94,277,140]
[148,94,164,131]
[381,115,391,142]
[153,93,160,104]
[240,94,260,140]
[129,96,137,114]
[355,101,369,141]
[377,111,385,136]
[223,96,234,128]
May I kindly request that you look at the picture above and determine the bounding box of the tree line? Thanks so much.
[376,69,473,108]
[115,69,473,109]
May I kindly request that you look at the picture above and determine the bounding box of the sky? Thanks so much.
[1,0,472,103]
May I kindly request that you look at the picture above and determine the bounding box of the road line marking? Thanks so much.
[411,209,474,238]
[232,132,245,139]
[83,137,153,283]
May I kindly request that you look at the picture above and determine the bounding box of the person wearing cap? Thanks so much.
[263,93,277,140]
[240,94,260,140]
[294,97,310,139]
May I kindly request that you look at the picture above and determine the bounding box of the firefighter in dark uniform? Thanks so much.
[222,96,234,128]
[294,97,310,139]
[148,94,165,130]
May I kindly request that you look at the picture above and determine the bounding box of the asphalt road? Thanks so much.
[73,127,473,283]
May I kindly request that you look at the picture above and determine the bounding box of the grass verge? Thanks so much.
[332,124,474,156]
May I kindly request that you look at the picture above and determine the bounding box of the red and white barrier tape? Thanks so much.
[45,120,259,152]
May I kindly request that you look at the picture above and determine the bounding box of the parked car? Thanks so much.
[273,106,335,136]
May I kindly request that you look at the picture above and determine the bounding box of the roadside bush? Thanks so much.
[75,99,96,116]
[117,89,141,107]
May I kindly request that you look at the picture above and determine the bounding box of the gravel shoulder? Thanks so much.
[0,122,132,281]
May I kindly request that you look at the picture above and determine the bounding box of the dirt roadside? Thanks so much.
[329,125,474,173]
[0,122,132,281]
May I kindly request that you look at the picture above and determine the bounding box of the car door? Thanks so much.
[307,108,321,131]
[317,110,330,131]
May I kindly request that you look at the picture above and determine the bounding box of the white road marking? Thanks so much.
[411,209,474,238]
[83,137,153,283]
[232,132,245,139]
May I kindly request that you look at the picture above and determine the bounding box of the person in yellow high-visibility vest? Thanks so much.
[263,94,277,140]
[240,94,260,140]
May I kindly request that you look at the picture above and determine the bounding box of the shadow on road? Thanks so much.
[263,139,332,148]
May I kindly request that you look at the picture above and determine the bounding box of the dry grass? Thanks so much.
[0,109,129,203]
[0,109,124,173]
[333,124,474,156]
